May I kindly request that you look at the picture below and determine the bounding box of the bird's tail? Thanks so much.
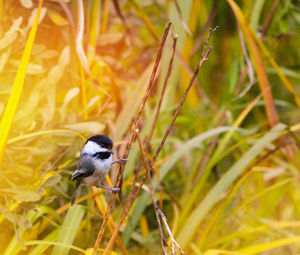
[71,182,81,206]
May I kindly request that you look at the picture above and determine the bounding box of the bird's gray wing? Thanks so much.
[71,157,95,181]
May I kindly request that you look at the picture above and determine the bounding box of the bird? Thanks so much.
[71,135,126,206]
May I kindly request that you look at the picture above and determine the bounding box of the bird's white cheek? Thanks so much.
[81,141,101,154]
[94,155,113,174]
[103,155,113,172]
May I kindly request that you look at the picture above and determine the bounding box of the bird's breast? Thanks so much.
[81,156,112,186]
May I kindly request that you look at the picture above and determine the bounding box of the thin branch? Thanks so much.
[234,69,247,95]
[136,130,169,255]
[159,210,185,255]
[58,0,76,35]
[192,120,223,186]
[235,22,255,99]
[92,22,172,255]
[146,34,178,150]
[102,26,218,254]
[261,0,280,39]
[112,0,127,26]
[191,0,217,56]
[175,49,216,109]
[153,26,219,165]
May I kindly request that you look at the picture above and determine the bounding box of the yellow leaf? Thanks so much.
[236,236,300,254]
[226,0,278,127]
[48,10,68,26]
[19,0,33,8]
[0,17,22,51]
[64,122,105,133]
[0,0,44,164]
[0,49,11,72]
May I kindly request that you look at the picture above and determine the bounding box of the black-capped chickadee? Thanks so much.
[71,135,126,206]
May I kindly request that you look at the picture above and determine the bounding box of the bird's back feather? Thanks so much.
[71,156,95,181]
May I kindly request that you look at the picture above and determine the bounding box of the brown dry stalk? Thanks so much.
[193,117,225,186]
[153,26,219,165]
[136,130,185,255]
[234,69,248,95]
[228,0,279,127]
[191,0,217,56]
[104,26,218,254]
[103,25,175,255]
[146,34,178,150]
[261,0,280,39]
[235,21,255,99]
[136,130,170,255]
[175,49,215,109]
[58,0,75,35]
[92,22,171,255]
[102,25,218,255]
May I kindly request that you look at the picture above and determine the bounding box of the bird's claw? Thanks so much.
[112,158,128,165]
[111,187,120,192]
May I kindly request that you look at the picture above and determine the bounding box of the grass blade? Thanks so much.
[26,241,85,254]
[176,123,287,248]
[51,205,85,255]
[236,236,300,254]
[28,229,59,255]
[227,0,279,127]
[250,0,265,30]
[0,0,44,164]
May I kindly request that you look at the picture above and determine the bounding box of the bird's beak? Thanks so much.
[110,149,114,155]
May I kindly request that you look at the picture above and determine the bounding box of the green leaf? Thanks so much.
[0,1,43,163]
[250,0,266,30]
[51,204,85,255]
[236,236,300,254]
[14,191,41,202]
[176,123,286,248]
[28,229,59,255]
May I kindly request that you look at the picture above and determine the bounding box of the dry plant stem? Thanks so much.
[236,22,255,99]
[112,0,127,26]
[146,35,178,150]
[175,49,215,109]
[58,0,76,35]
[261,0,280,39]
[191,0,217,56]
[92,22,171,255]
[234,69,247,95]
[136,131,169,255]
[159,210,185,255]
[103,170,143,255]
[104,26,217,254]
[193,117,225,186]
[153,27,218,164]
[76,0,91,77]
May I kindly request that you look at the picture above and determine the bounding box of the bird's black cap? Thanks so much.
[87,135,113,149]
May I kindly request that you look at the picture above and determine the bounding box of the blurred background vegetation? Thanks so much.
[0,0,300,254]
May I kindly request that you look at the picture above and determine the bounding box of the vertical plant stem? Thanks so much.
[136,130,168,255]
[79,63,87,119]
[261,0,280,39]
[101,0,110,34]
[0,0,44,164]
[146,34,178,150]
[92,22,171,255]
[104,26,218,254]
